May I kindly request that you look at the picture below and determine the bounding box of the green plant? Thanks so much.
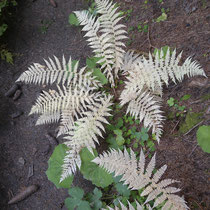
[167,96,189,117]
[16,0,207,209]
[39,19,54,34]
[196,125,210,153]
[137,22,148,33]
[0,0,17,63]
[155,8,167,22]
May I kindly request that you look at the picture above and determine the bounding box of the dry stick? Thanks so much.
[183,120,204,136]
[188,144,198,157]
[8,185,39,205]
[170,120,180,134]
[147,26,156,50]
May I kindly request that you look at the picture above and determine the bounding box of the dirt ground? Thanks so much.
[0,0,209,209]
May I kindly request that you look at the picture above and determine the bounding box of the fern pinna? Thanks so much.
[93,148,189,210]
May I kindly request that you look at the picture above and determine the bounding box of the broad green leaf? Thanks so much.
[69,13,79,26]
[46,144,74,188]
[80,148,113,187]
[197,125,210,153]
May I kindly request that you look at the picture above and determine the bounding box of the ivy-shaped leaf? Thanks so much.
[46,144,74,188]
[65,187,91,210]
[87,188,103,210]
[80,148,113,188]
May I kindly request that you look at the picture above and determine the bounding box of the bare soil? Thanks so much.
[0,0,209,210]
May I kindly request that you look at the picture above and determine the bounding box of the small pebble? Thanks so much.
[13,90,22,101]
[18,157,25,166]
[41,144,50,155]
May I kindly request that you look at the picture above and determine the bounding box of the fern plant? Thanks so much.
[93,148,189,210]
[16,0,207,204]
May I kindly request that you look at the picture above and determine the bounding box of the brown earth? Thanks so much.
[0,0,209,210]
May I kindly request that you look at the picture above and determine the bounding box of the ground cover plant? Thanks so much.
[15,0,208,209]
[0,0,17,64]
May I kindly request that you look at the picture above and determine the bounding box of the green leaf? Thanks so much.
[80,148,113,187]
[181,94,191,101]
[115,182,131,198]
[92,68,108,85]
[69,187,84,200]
[133,142,138,149]
[65,197,91,210]
[86,57,100,69]
[116,118,123,129]
[0,24,8,36]
[196,125,210,153]
[156,12,167,22]
[46,144,74,188]
[69,13,79,26]
[114,129,125,146]
[87,188,103,210]
[65,187,92,210]
[167,97,175,107]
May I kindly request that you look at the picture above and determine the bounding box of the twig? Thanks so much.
[147,26,156,50]
[183,120,204,136]
[188,144,198,157]
[170,120,180,134]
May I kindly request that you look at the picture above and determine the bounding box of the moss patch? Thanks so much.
[179,112,203,134]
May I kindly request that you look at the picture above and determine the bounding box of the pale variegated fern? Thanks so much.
[93,148,189,210]
[16,55,113,180]
[120,49,206,142]
[74,0,127,87]
[105,201,152,210]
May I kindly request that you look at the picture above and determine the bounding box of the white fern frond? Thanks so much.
[95,0,127,77]
[60,95,113,180]
[123,48,206,95]
[74,10,115,86]
[121,48,206,142]
[30,85,101,119]
[121,50,144,75]
[93,148,189,210]
[105,200,151,210]
[121,90,164,143]
[16,56,101,88]
[60,146,81,182]
[36,111,61,125]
